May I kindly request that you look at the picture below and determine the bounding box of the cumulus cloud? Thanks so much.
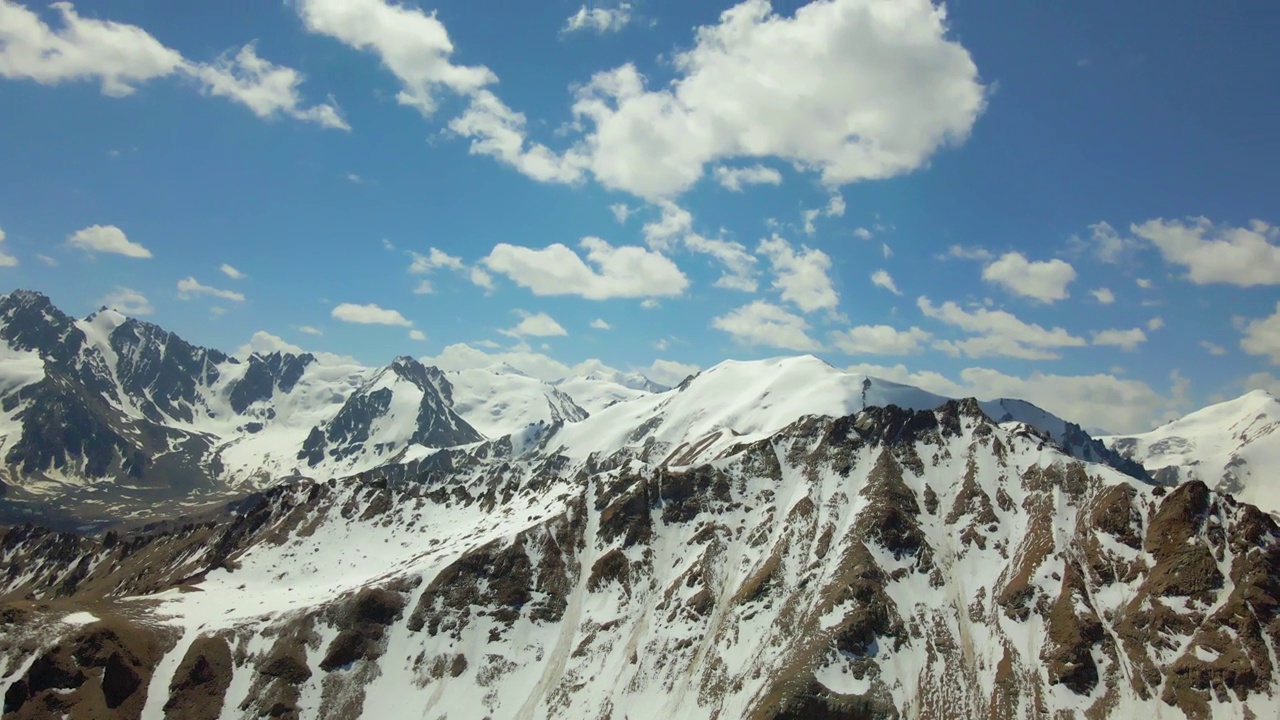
[421,342,573,381]
[590,318,611,330]
[97,286,152,315]
[829,325,930,356]
[758,235,838,313]
[1147,317,1165,331]
[68,224,151,258]
[918,296,1086,360]
[0,1,343,127]
[236,330,356,364]
[483,237,688,299]
[1201,340,1227,356]
[610,203,633,224]
[331,302,412,326]
[185,43,348,129]
[296,325,323,336]
[844,362,1179,434]
[644,359,699,386]
[295,0,495,116]
[641,201,692,251]
[504,311,568,338]
[1132,217,1280,287]
[408,329,426,341]
[562,3,632,34]
[1241,303,1280,364]
[713,164,783,192]
[219,263,246,280]
[1089,288,1115,304]
[448,90,588,184]
[409,247,465,273]
[1091,327,1147,351]
[177,277,245,303]
[939,244,993,261]
[569,0,985,199]
[870,269,901,295]
[684,234,757,292]
[1081,221,1140,264]
[0,227,15,266]
[981,252,1076,303]
[712,300,822,351]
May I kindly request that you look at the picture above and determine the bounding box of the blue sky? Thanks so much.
[1,0,1278,433]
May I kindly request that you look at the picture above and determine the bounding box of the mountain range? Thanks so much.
[0,288,1278,719]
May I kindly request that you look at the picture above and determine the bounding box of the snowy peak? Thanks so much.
[446,366,588,439]
[1105,390,1280,514]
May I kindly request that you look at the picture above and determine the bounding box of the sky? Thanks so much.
[0,0,1278,434]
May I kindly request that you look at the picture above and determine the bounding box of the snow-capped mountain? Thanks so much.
[1104,389,1280,515]
[0,290,1148,524]
[2,400,1276,718]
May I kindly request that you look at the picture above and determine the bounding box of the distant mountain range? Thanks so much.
[0,289,1146,524]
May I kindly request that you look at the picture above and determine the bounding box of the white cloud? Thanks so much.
[609,203,633,224]
[421,342,573,381]
[187,43,348,129]
[296,325,323,336]
[347,173,364,184]
[981,252,1076,303]
[469,267,494,291]
[0,2,343,127]
[331,302,412,326]
[641,201,692,251]
[880,242,892,259]
[0,0,183,96]
[1201,341,1227,356]
[483,237,688,299]
[854,227,873,240]
[0,227,14,266]
[590,318,611,330]
[801,208,821,236]
[563,3,633,34]
[97,286,152,315]
[448,90,588,184]
[1083,221,1139,264]
[569,0,985,199]
[408,329,426,341]
[177,277,245,303]
[1243,372,1280,396]
[1132,217,1280,287]
[829,325,930,356]
[825,193,846,218]
[409,247,465,273]
[1089,288,1115,304]
[640,299,660,310]
[1241,303,1280,365]
[1091,327,1147,351]
[295,0,495,117]
[1135,277,1153,289]
[644,359,699,386]
[758,235,838,313]
[504,311,568,338]
[219,263,245,280]
[685,233,757,292]
[1147,317,1165,331]
[236,330,356,364]
[412,279,434,295]
[68,224,151,258]
[939,244,993,261]
[870,269,901,295]
[918,296,1086,360]
[844,362,1178,434]
[713,164,782,192]
[712,300,821,351]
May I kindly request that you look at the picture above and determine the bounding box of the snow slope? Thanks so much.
[1104,389,1280,514]
[3,402,1276,719]
[446,366,588,438]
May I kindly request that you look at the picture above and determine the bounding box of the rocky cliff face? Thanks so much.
[2,402,1276,719]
